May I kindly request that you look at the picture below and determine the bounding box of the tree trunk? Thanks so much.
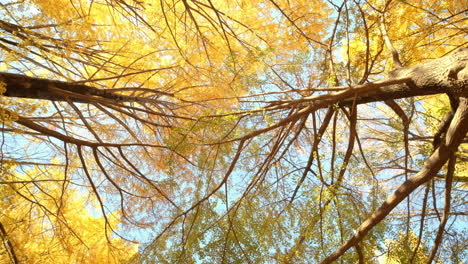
[0,72,143,103]
[1,48,466,104]
[341,47,468,105]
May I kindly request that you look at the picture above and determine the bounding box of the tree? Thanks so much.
[0,164,137,263]
[1,0,467,263]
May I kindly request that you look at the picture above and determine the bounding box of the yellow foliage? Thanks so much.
[0,166,137,264]
[421,95,468,179]
[380,230,443,264]
[345,0,467,74]
[0,0,466,262]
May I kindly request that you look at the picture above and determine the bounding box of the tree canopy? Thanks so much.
[0,0,467,263]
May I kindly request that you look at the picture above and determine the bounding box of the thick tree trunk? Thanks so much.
[345,47,468,105]
[0,72,145,103]
[1,49,467,104]
[260,48,468,116]
[320,97,468,264]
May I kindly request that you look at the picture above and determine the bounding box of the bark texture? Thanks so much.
[342,47,468,105]
[319,97,468,264]
[0,72,147,103]
[1,48,467,105]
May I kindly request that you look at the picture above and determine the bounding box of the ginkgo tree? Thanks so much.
[0,0,467,263]
[0,163,137,263]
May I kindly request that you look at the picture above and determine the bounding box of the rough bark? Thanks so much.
[341,47,468,105]
[319,97,468,264]
[262,48,467,116]
[0,72,154,103]
[1,48,467,105]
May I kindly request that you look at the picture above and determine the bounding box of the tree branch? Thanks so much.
[319,97,468,264]
[0,71,170,103]
[0,221,19,264]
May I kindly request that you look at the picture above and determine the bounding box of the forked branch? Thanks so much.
[319,97,468,264]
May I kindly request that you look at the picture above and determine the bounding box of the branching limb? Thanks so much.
[379,3,403,68]
[289,107,334,203]
[319,97,468,264]
[433,95,460,149]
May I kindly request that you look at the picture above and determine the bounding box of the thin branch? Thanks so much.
[319,97,468,264]
[426,153,456,263]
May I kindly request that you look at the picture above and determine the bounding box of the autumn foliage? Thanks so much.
[0,0,467,263]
